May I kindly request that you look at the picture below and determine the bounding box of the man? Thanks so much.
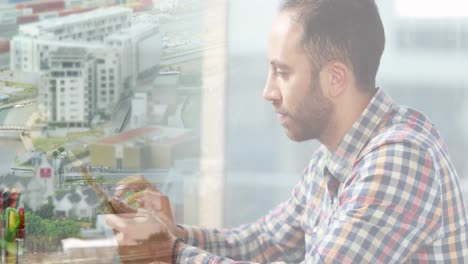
[106,0,468,263]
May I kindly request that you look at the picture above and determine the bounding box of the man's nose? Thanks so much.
[263,78,281,102]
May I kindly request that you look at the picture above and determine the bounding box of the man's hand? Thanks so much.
[105,211,183,264]
[110,174,187,239]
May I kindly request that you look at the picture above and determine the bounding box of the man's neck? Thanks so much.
[320,89,376,152]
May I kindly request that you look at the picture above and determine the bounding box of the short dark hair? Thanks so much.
[280,0,385,91]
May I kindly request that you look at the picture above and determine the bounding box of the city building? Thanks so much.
[54,187,100,218]
[11,6,163,126]
[10,6,132,72]
[153,0,179,11]
[38,44,95,126]
[89,126,199,170]
[0,4,32,25]
[130,92,148,128]
[105,22,162,90]
[93,48,121,114]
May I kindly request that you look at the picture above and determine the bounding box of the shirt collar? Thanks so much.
[325,88,394,182]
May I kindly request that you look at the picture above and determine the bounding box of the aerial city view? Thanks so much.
[0,0,206,258]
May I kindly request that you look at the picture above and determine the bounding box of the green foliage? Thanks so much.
[32,129,104,152]
[25,211,48,236]
[24,210,81,253]
[35,196,55,219]
[25,211,82,238]
[0,80,38,101]
[55,189,67,201]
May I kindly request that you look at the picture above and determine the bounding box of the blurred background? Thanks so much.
[223,0,468,226]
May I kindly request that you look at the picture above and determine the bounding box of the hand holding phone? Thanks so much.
[110,175,186,239]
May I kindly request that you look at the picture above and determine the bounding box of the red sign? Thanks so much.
[40,168,52,178]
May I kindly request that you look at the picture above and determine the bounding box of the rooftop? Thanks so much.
[19,6,132,34]
[105,22,158,41]
[96,125,194,146]
[153,72,180,87]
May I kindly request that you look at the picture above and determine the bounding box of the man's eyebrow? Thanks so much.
[270,60,291,70]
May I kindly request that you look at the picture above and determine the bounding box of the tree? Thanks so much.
[25,211,47,236]
[36,196,55,219]
[53,147,67,187]
[68,190,81,204]
[25,210,80,253]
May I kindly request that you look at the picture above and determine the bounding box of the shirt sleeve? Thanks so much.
[305,141,443,263]
[177,171,309,263]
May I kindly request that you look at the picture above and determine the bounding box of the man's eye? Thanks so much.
[275,71,287,77]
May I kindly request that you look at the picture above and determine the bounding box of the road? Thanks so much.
[0,100,36,174]
[1,101,37,125]
[0,98,36,111]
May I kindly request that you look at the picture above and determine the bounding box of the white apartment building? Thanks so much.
[10,6,132,72]
[93,48,121,113]
[105,22,162,90]
[11,6,163,127]
[37,40,123,127]
[39,45,93,127]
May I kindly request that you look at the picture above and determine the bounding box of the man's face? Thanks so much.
[263,11,333,142]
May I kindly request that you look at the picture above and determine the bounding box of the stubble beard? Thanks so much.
[284,79,334,142]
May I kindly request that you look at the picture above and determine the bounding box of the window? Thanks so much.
[396,0,468,18]
[7,1,467,263]
[397,21,468,50]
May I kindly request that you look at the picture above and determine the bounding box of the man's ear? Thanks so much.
[321,61,349,98]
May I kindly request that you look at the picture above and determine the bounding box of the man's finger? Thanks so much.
[142,190,163,211]
[105,213,137,233]
[110,197,138,214]
[114,175,158,198]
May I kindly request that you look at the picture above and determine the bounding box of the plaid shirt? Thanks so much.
[178,89,468,263]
